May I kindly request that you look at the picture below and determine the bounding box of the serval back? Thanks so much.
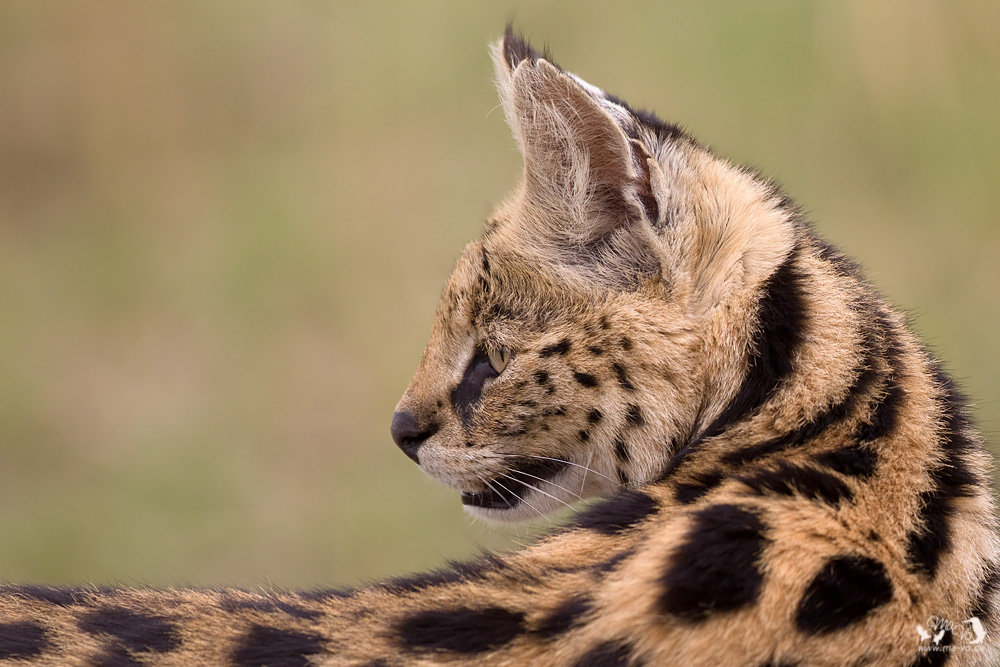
[1,28,997,667]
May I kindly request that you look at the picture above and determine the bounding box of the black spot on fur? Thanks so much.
[534,370,549,385]
[0,622,49,660]
[579,430,590,442]
[660,504,769,621]
[534,596,591,639]
[93,647,143,667]
[904,381,982,578]
[572,490,657,535]
[814,237,862,278]
[3,584,90,606]
[909,620,953,667]
[673,470,724,505]
[571,640,639,667]
[376,555,502,594]
[700,254,807,440]
[588,345,604,356]
[297,587,355,602]
[587,409,603,424]
[540,339,571,357]
[813,444,877,478]
[451,348,499,427]
[736,462,853,506]
[970,564,1000,629]
[616,466,629,485]
[593,548,635,575]
[613,438,631,464]
[79,607,180,653]
[620,337,633,351]
[662,254,807,477]
[232,625,325,667]
[720,337,881,467]
[574,372,599,388]
[221,596,321,620]
[795,555,893,634]
[624,404,644,427]
[397,606,525,654]
[855,379,904,442]
[905,487,955,578]
[612,362,635,391]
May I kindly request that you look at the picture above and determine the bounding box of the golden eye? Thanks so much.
[488,347,511,374]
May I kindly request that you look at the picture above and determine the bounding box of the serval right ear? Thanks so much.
[491,27,665,286]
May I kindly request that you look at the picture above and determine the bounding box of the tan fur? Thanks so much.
[1,31,997,666]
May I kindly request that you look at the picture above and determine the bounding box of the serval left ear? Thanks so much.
[491,28,663,252]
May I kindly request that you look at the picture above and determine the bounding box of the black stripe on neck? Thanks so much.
[658,251,806,479]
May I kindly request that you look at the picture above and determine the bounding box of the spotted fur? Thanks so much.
[1,28,998,666]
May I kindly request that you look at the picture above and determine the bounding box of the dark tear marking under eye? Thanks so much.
[659,504,769,622]
[232,624,325,667]
[540,339,572,357]
[572,490,657,535]
[397,606,525,654]
[451,349,499,427]
[78,607,180,654]
[659,252,807,478]
[736,461,853,506]
[571,639,641,667]
[795,555,893,634]
[673,470,725,505]
[0,622,50,660]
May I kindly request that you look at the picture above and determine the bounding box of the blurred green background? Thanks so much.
[0,1,997,588]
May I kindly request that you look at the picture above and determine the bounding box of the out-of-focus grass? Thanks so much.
[0,1,997,588]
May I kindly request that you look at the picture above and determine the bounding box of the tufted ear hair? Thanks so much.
[492,28,664,280]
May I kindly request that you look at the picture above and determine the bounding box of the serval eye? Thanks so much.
[488,347,511,374]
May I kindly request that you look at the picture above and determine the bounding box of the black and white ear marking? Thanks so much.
[501,24,544,70]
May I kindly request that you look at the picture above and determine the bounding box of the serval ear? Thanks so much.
[492,28,665,284]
